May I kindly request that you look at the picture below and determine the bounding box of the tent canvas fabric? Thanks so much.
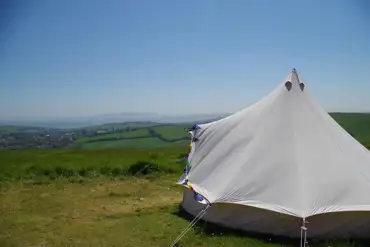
[178,69,370,238]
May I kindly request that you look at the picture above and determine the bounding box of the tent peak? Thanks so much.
[290,68,302,84]
[284,68,305,91]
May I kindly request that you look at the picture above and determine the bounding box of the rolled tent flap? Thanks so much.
[179,179,211,205]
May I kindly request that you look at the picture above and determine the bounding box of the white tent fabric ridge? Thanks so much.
[178,68,370,239]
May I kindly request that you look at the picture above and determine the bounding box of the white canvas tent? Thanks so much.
[178,69,370,240]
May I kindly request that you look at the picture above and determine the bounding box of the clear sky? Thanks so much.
[1,0,370,121]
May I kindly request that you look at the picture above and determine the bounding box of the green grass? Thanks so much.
[0,175,367,247]
[79,137,187,149]
[0,176,269,247]
[151,125,189,139]
[1,147,370,246]
[0,148,186,182]
[75,128,150,143]
[0,126,23,134]
[72,125,190,149]
[331,113,370,147]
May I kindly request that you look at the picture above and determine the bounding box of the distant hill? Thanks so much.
[1,112,369,132]
[0,112,229,129]
[1,112,369,150]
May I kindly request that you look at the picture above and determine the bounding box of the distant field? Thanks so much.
[81,122,157,130]
[75,128,150,143]
[0,125,46,134]
[0,122,158,135]
[79,138,187,149]
[0,126,19,134]
[72,124,190,149]
[151,125,189,139]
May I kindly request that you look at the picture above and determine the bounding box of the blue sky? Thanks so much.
[1,0,370,121]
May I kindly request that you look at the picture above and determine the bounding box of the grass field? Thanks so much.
[1,175,369,247]
[82,122,157,130]
[71,125,189,149]
[331,113,370,147]
[0,148,186,182]
[0,125,19,134]
[1,148,370,247]
[75,128,151,143]
[0,176,256,247]
[150,125,189,139]
[78,138,186,149]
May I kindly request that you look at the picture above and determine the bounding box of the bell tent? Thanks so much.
[178,68,370,240]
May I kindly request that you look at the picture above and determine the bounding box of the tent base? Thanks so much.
[181,188,370,239]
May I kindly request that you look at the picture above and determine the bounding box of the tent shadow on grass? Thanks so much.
[173,205,370,247]
[173,205,297,246]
